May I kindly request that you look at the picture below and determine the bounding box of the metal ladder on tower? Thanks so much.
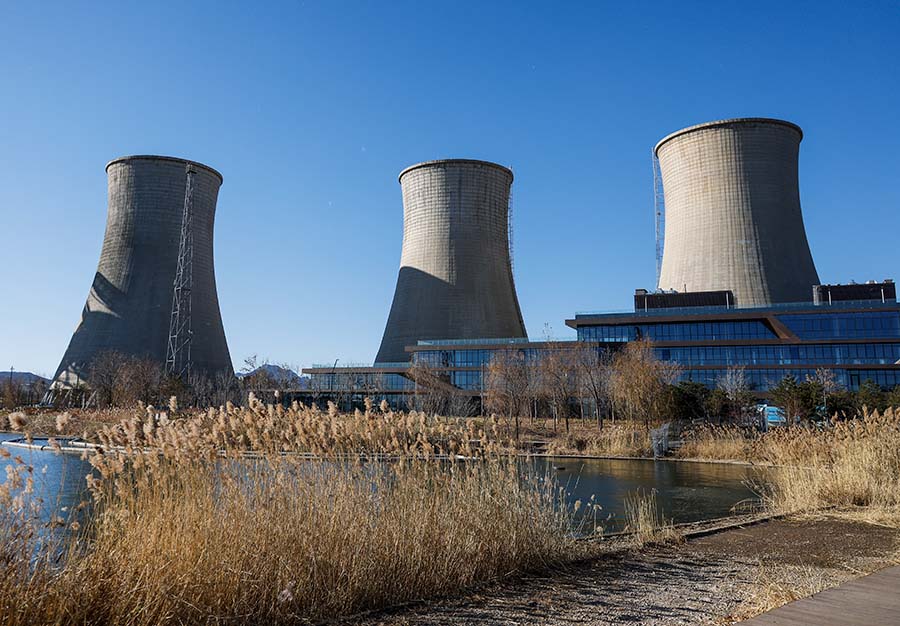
[508,184,515,280]
[652,150,665,288]
[165,164,195,381]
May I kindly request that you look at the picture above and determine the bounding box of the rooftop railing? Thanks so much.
[415,336,575,346]
[573,299,899,320]
[308,362,410,369]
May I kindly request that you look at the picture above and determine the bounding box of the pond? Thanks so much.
[529,456,765,533]
[0,433,94,514]
[0,434,765,535]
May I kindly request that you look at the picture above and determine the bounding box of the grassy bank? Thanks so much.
[0,406,133,438]
[4,401,898,623]
[516,421,654,457]
[505,409,900,526]
[762,410,900,520]
[677,409,900,524]
[0,400,580,625]
[4,408,659,458]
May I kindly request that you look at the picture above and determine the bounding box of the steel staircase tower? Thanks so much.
[165,164,195,380]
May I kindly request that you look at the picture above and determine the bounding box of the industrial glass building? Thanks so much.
[569,294,900,393]
[301,120,900,412]
[301,281,900,410]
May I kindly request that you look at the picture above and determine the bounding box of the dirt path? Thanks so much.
[353,517,899,626]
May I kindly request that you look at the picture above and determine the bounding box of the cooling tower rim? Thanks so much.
[654,117,803,156]
[398,159,513,183]
[105,155,223,183]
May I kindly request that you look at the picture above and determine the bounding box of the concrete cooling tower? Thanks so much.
[52,156,232,388]
[375,159,527,363]
[655,118,819,307]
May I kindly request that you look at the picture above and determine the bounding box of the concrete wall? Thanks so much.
[52,156,232,387]
[375,159,526,363]
[656,118,820,307]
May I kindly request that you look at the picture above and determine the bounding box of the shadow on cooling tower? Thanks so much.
[51,155,233,390]
[53,272,160,386]
[376,266,521,364]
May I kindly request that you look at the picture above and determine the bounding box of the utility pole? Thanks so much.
[480,362,485,416]
[329,359,339,405]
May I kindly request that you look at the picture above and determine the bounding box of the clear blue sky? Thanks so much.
[2,1,898,377]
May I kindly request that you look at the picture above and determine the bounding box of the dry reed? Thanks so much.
[2,406,135,439]
[543,422,653,457]
[0,400,580,625]
[727,563,839,622]
[622,488,681,545]
[677,409,900,522]
[675,424,755,461]
[760,409,900,519]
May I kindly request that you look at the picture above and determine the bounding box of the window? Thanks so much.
[578,319,776,342]
[451,371,482,390]
[653,343,900,367]
[779,312,900,340]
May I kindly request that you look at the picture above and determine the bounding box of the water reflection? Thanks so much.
[0,434,763,536]
[0,433,95,557]
[531,457,765,533]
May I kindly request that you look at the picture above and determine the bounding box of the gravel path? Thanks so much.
[352,517,899,626]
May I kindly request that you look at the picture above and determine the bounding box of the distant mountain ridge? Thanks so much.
[238,364,308,388]
[2,371,50,387]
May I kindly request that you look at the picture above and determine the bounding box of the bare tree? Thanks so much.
[447,391,477,418]
[28,377,48,406]
[524,353,547,425]
[539,343,580,432]
[308,370,328,408]
[609,340,678,427]
[186,370,214,408]
[269,362,299,401]
[110,357,158,406]
[408,360,452,416]
[358,370,385,401]
[807,368,843,419]
[89,351,125,407]
[485,349,529,438]
[1,378,22,409]
[718,366,754,425]
[239,355,277,404]
[573,343,614,429]
[87,351,163,408]
[214,369,237,407]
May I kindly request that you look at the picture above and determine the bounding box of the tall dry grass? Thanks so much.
[622,489,682,546]
[0,398,580,625]
[677,409,900,521]
[0,406,136,438]
[761,409,900,517]
[728,563,838,622]
[675,424,755,461]
[543,421,653,457]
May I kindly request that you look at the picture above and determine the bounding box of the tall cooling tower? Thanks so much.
[52,155,232,387]
[375,159,527,363]
[655,118,819,307]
